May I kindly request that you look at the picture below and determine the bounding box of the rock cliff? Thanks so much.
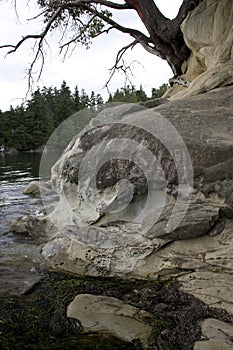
[166,0,233,99]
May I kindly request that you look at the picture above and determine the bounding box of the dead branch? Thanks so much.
[58,0,131,10]
[59,14,98,53]
[105,40,137,87]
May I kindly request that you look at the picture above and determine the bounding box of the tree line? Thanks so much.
[0,81,168,151]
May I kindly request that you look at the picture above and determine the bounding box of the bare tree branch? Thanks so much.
[0,6,63,91]
[27,9,48,21]
[0,7,62,53]
[91,25,114,38]
[0,1,143,89]
[105,40,137,87]
[58,0,131,10]
[59,14,98,52]
[79,3,152,46]
[0,0,204,91]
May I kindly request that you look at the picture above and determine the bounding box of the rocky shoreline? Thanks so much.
[2,0,233,348]
[7,84,233,350]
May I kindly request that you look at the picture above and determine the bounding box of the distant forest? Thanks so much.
[0,81,168,151]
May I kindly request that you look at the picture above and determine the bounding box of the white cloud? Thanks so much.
[0,0,183,111]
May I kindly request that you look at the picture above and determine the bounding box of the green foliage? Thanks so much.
[0,81,103,151]
[108,85,147,103]
[151,83,169,98]
[0,81,168,151]
[108,83,168,103]
[37,1,112,49]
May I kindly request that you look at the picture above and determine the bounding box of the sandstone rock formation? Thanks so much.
[6,2,233,347]
[41,85,233,309]
[11,4,233,342]
[165,0,233,99]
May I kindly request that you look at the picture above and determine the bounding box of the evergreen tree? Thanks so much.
[108,85,148,103]
[53,81,75,126]
[89,91,96,108]
[151,83,168,98]
[80,89,90,109]
[73,86,82,112]
[0,81,167,151]
[96,94,104,110]
[136,85,148,102]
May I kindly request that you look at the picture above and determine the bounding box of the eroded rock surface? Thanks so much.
[40,86,233,280]
[166,0,233,99]
[178,270,233,315]
[16,86,233,332]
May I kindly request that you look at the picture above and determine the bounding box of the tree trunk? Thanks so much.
[125,0,204,75]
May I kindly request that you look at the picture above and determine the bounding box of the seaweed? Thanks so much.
[0,271,232,350]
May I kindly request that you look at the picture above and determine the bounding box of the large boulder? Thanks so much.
[166,0,233,99]
[41,85,233,288]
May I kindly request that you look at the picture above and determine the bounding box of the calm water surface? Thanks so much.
[0,152,44,269]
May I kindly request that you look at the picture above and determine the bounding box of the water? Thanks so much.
[0,152,44,273]
[0,152,139,350]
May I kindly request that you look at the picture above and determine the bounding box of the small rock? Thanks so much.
[10,215,48,237]
[23,180,41,195]
[0,268,42,296]
[23,180,56,199]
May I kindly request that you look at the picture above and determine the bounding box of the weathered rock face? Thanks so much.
[48,86,233,231]
[41,86,233,300]
[166,0,233,99]
[67,294,152,348]
[156,86,233,208]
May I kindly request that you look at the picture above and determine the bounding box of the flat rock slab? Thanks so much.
[194,318,233,349]
[67,294,152,348]
[0,268,42,296]
[178,271,233,315]
[194,339,233,350]
[201,318,233,340]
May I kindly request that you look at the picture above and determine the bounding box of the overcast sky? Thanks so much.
[0,0,183,111]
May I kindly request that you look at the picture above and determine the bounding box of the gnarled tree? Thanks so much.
[0,0,204,85]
